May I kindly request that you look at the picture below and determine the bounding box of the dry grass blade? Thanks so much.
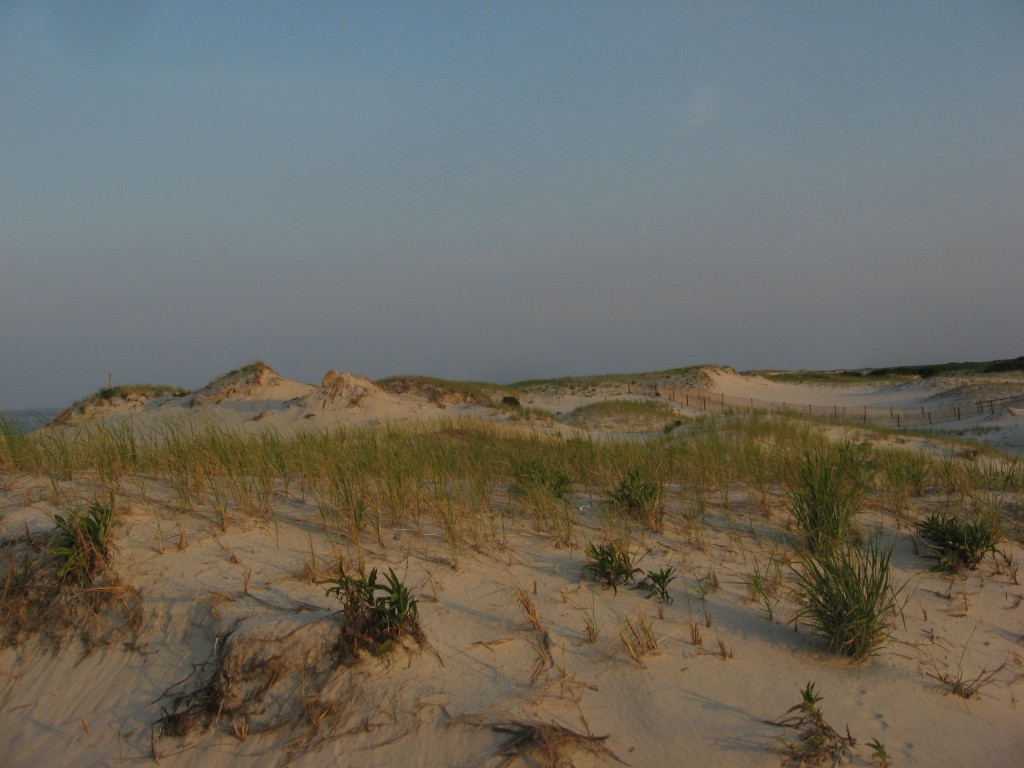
[926,629,1008,699]
[511,583,542,632]
[454,715,627,767]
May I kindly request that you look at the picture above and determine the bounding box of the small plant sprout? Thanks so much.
[583,541,642,593]
[635,566,676,603]
[867,737,891,767]
[770,682,856,767]
[323,566,420,653]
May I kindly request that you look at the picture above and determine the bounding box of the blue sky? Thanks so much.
[2,1,1022,408]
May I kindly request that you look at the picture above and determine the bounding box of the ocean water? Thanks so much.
[0,408,61,431]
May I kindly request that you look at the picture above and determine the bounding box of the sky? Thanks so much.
[2,1,1023,408]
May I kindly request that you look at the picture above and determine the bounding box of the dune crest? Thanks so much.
[189,362,315,407]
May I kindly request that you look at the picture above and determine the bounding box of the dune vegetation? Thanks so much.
[1,373,1022,766]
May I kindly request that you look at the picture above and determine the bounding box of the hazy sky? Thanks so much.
[2,1,1023,408]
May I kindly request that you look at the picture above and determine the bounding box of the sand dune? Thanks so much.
[3,363,1023,766]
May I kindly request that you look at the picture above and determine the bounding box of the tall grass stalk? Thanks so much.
[788,443,870,553]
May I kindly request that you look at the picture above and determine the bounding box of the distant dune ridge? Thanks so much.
[42,359,1024,451]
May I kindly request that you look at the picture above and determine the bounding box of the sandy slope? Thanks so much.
[1,462,1022,767]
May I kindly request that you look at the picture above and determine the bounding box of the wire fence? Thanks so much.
[653,387,1024,428]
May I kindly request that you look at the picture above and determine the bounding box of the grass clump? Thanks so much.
[610,469,665,530]
[323,566,420,653]
[583,542,642,593]
[787,443,869,553]
[50,497,116,584]
[793,541,903,661]
[565,399,679,432]
[509,453,575,544]
[510,456,572,499]
[917,512,1001,572]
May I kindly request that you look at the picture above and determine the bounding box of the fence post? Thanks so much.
[897,414,900,428]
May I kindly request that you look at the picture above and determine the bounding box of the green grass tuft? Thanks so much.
[793,540,903,661]
[323,566,420,653]
[787,443,870,553]
[917,512,1001,572]
[50,497,117,584]
[583,542,642,593]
